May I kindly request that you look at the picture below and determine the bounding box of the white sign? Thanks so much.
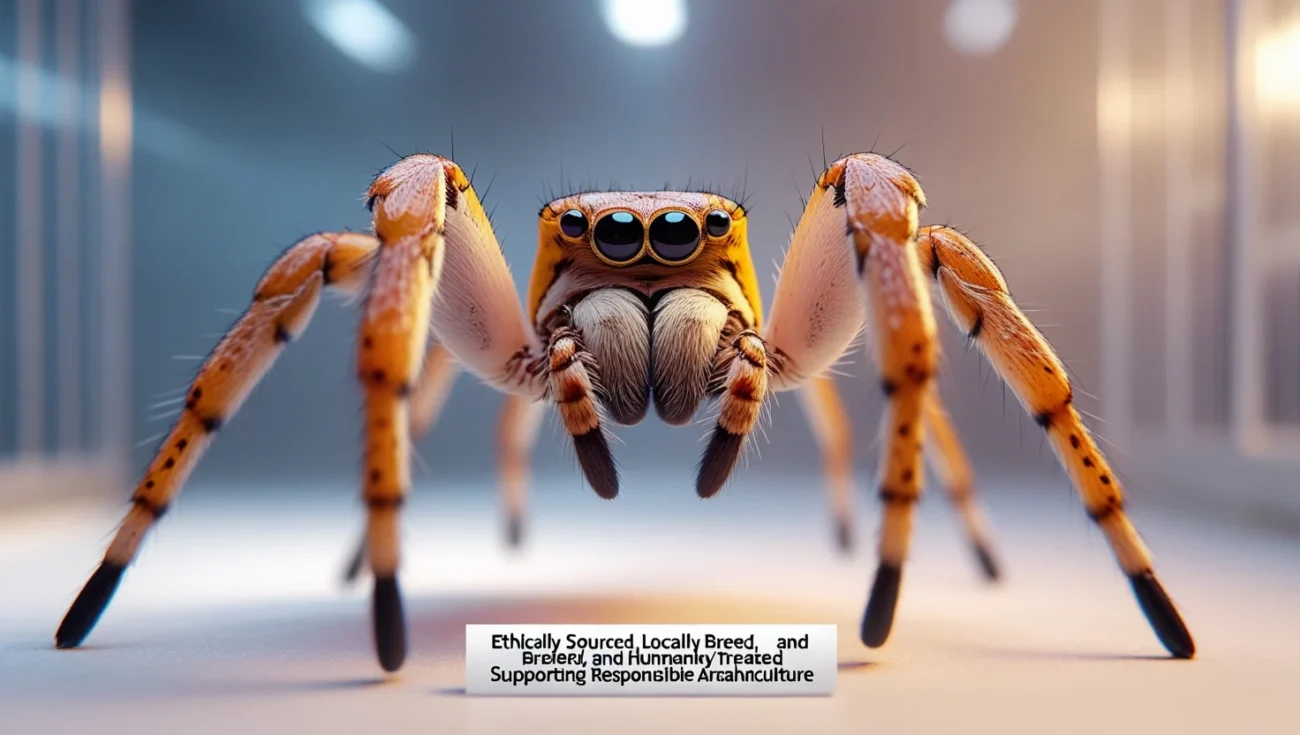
[465,624,837,696]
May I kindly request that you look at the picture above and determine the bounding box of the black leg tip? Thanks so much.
[973,540,1001,582]
[341,540,366,586]
[860,562,902,648]
[505,515,524,548]
[834,518,855,554]
[372,576,408,672]
[1129,571,1195,659]
[573,430,619,499]
[696,429,745,499]
[56,562,126,649]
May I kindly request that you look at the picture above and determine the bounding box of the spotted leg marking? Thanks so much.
[762,152,935,649]
[917,225,1194,658]
[55,232,379,649]
[341,341,462,585]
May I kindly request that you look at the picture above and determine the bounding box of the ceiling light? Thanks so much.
[943,0,1018,56]
[303,0,416,73]
[602,0,687,48]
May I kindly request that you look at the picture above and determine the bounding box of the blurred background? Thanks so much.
[1,0,1297,520]
[3,1,1300,731]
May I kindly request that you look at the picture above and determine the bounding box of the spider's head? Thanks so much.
[537,191,747,268]
[527,190,762,330]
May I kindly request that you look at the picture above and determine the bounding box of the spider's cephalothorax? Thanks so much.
[55,152,1196,674]
[524,191,769,499]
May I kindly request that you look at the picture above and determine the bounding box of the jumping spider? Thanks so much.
[56,152,1195,672]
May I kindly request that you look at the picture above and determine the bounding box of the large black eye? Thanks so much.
[560,209,588,238]
[705,209,731,237]
[649,211,701,262]
[593,211,644,262]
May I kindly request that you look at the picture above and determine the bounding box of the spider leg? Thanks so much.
[498,392,544,546]
[923,389,1001,581]
[409,342,462,439]
[55,232,380,649]
[360,154,545,672]
[341,341,462,585]
[697,329,769,498]
[763,153,935,649]
[916,225,1194,658]
[796,377,856,553]
[797,376,998,574]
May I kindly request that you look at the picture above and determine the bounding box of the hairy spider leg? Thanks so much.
[55,232,380,649]
[916,225,1194,658]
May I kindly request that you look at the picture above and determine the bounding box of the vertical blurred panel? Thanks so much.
[1190,0,1232,433]
[57,0,83,453]
[99,0,131,482]
[1227,0,1265,454]
[1097,0,1134,445]
[0,0,131,506]
[1165,0,1195,441]
[1226,0,1300,458]
[16,0,44,457]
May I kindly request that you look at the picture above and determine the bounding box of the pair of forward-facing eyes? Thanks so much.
[557,208,733,266]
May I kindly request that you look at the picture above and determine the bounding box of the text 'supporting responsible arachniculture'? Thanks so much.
[465,625,837,696]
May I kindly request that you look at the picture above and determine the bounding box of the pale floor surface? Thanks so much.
[2,475,1299,734]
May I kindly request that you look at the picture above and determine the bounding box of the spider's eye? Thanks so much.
[649,211,701,263]
[560,209,588,238]
[705,210,731,237]
[593,211,644,263]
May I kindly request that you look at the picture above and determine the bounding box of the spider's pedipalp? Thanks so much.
[696,330,769,498]
[918,224,1194,659]
[547,325,619,499]
[56,232,380,650]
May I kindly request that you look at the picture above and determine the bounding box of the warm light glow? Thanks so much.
[302,0,416,73]
[602,0,687,48]
[1256,19,1300,115]
[943,0,1017,56]
[99,79,132,166]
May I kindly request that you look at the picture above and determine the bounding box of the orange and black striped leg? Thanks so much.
[342,342,461,585]
[498,392,544,546]
[923,391,1001,581]
[547,325,618,499]
[762,153,934,648]
[358,160,455,673]
[821,155,937,650]
[797,377,857,553]
[918,225,1194,658]
[696,330,769,498]
[55,232,379,649]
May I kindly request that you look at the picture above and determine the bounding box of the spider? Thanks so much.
[55,152,1195,673]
